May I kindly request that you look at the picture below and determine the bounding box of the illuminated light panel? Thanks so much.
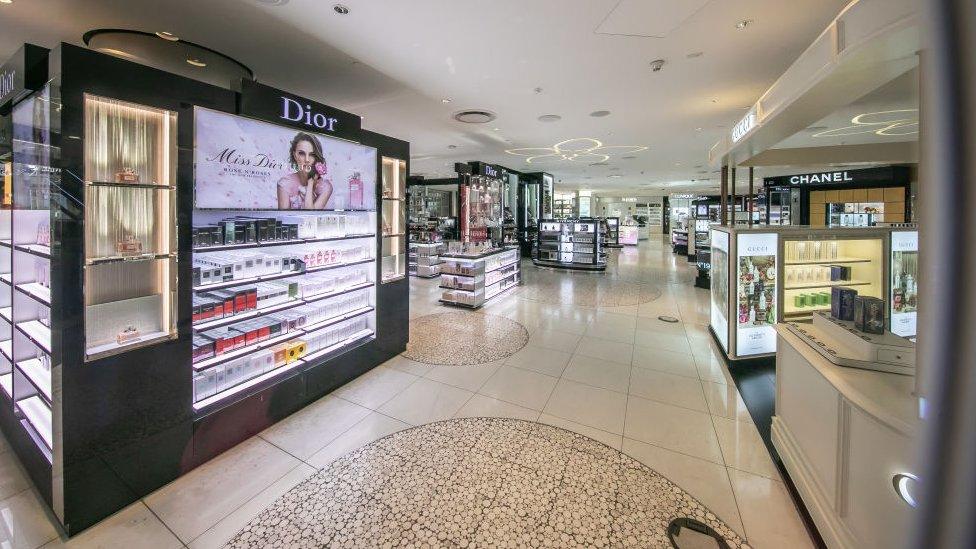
[504,138,647,164]
[892,472,919,508]
[812,109,918,138]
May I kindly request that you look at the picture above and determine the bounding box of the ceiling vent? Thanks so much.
[453,110,496,124]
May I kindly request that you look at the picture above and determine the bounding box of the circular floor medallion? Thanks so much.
[227,418,748,549]
[402,312,529,365]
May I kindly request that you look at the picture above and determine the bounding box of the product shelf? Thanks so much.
[85,252,176,266]
[0,307,11,323]
[16,358,51,402]
[193,298,304,331]
[16,320,51,354]
[14,244,51,259]
[87,180,175,190]
[0,372,11,400]
[784,305,832,317]
[193,328,374,412]
[193,233,375,253]
[0,273,9,286]
[299,328,373,364]
[192,305,374,372]
[15,283,51,307]
[784,280,871,290]
[0,340,11,362]
[17,395,52,450]
[784,257,872,266]
[193,257,373,292]
[86,330,172,362]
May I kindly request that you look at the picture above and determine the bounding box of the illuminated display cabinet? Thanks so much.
[708,225,917,361]
[0,42,409,535]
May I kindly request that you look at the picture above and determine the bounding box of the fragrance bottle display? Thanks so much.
[82,95,178,360]
[381,156,406,282]
[783,237,884,321]
[737,255,776,327]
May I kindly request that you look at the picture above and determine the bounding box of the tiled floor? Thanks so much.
[0,238,814,548]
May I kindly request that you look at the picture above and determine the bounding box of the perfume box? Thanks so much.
[192,335,214,363]
[830,265,842,281]
[831,286,858,321]
[193,370,217,401]
[854,296,885,334]
[200,327,242,355]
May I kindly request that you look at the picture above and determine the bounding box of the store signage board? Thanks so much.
[763,166,910,187]
[731,106,758,143]
[709,230,730,352]
[238,80,361,143]
[735,232,778,356]
[193,107,377,210]
[890,231,918,338]
[0,44,48,108]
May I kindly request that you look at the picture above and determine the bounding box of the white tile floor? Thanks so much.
[0,238,814,548]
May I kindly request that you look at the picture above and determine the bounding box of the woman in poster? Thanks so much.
[277,132,333,209]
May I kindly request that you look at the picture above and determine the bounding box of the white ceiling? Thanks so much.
[0,0,850,195]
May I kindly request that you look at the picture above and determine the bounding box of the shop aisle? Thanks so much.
[0,239,812,549]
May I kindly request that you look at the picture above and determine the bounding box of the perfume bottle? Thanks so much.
[348,172,363,209]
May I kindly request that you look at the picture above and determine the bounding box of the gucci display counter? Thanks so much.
[709,225,917,362]
[773,316,918,548]
[0,43,409,535]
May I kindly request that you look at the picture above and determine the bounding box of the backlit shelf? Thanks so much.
[784,280,871,290]
[192,257,373,292]
[85,252,175,266]
[0,340,11,362]
[16,358,51,402]
[0,373,11,400]
[14,244,51,259]
[784,257,872,266]
[15,283,51,307]
[18,395,52,450]
[0,307,11,323]
[16,320,51,354]
[193,233,375,253]
[86,330,172,362]
[299,328,374,364]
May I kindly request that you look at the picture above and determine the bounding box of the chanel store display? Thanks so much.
[0,43,409,535]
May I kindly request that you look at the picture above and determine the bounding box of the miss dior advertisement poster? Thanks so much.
[194,107,377,210]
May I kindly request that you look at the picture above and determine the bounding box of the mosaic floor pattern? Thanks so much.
[518,268,663,307]
[226,418,748,549]
[403,312,529,365]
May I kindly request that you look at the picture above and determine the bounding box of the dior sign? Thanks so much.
[238,79,361,142]
[280,97,339,133]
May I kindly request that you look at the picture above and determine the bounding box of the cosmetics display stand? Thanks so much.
[439,247,520,308]
[0,43,409,535]
[604,217,622,248]
[533,218,606,271]
[409,242,444,278]
[517,172,554,258]
[672,229,689,254]
[708,224,916,362]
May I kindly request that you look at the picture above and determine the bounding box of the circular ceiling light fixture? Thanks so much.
[453,110,496,124]
[686,51,704,59]
[333,4,350,14]
[506,138,647,164]
[537,114,562,122]
[609,174,622,178]
[590,110,611,117]
[649,59,666,72]
[735,19,754,30]
[83,29,253,89]
[441,98,452,103]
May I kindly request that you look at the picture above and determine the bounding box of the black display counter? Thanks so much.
[0,42,409,535]
[533,218,606,271]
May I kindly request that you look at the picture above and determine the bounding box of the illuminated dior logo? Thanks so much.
[484,165,498,178]
[0,69,15,101]
[280,96,339,132]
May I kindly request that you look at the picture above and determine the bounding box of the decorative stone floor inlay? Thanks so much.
[226,418,748,549]
[402,312,529,365]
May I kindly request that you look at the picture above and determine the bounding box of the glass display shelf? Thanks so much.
[381,157,407,283]
[17,395,52,450]
[0,373,11,400]
[83,94,178,360]
[192,257,374,292]
[16,357,51,402]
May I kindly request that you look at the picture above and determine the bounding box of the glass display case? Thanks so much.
[461,174,503,245]
[709,225,895,361]
[82,95,178,360]
[381,156,406,282]
[604,217,622,248]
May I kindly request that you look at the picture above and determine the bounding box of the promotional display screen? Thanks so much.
[709,230,729,352]
[194,107,377,210]
[890,231,918,338]
[735,233,778,356]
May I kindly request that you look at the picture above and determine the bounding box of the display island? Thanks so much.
[439,247,521,308]
[708,225,917,362]
[0,42,409,535]
[533,218,606,271]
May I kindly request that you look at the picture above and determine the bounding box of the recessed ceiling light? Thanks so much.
[0,0,12,4]
[493,127,500,131]
[333,4,350,14]
[155,31,179,41]
[186,58,207,67]
[441,98,452,103]
[538,114,562,122]
[710,99,719,103]
[621,156,636,159]
[590,110,611,117]
[609,175,622,178]
[695,127,703,131]
[686,51,704,59]
[447,145,457,149]
[735,19,754,30]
